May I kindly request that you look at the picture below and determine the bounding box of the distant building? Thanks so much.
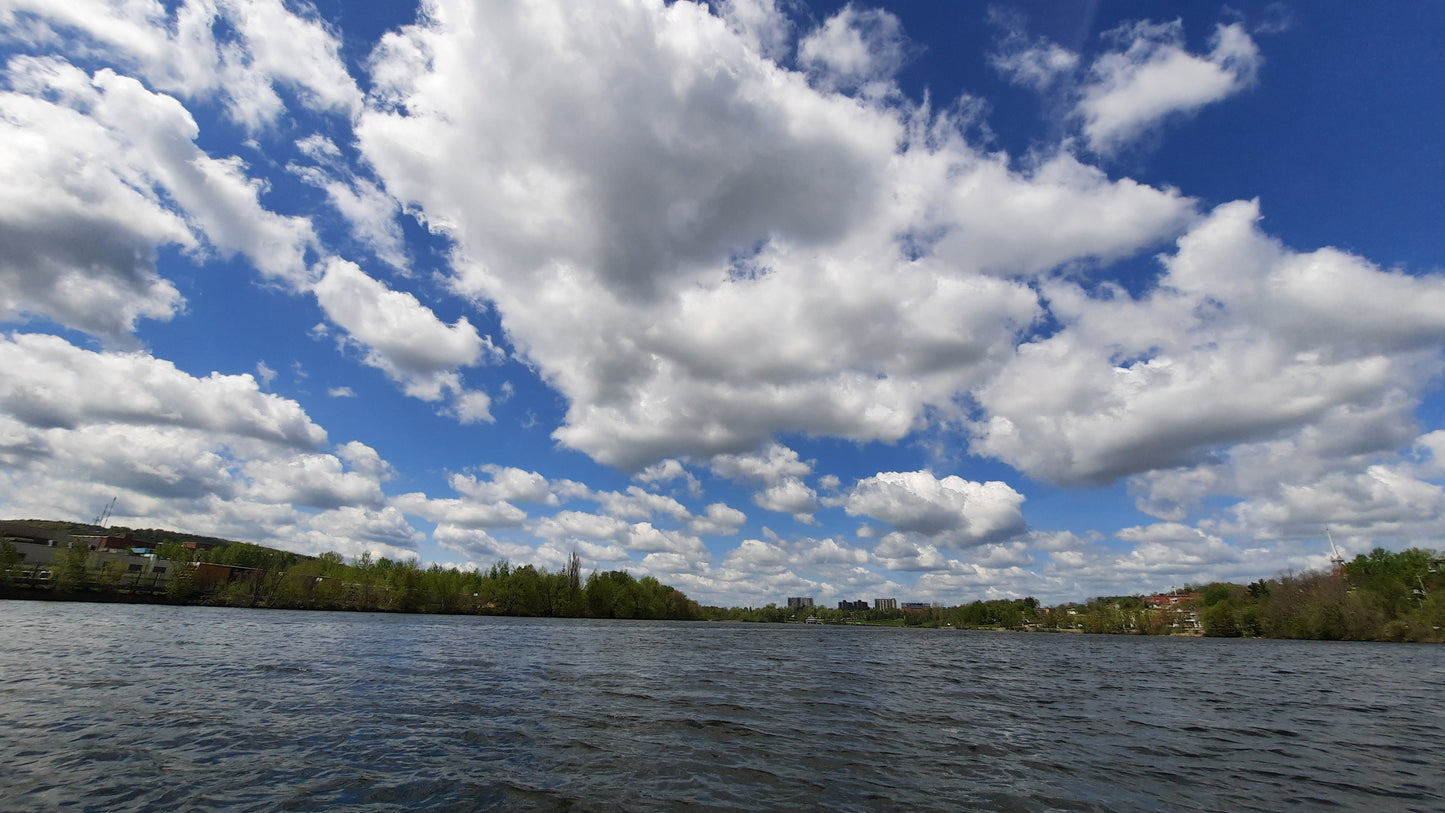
[190,562,267,587]
[837,600,868,611]
[1144,593,1202,631]
[901,602,930,612]
[2,540,173,581]
[1144,593,1200,608]
[4,539,59,566]
[873,598,897,610]
[786,597,814,609]
[72,534,134,551]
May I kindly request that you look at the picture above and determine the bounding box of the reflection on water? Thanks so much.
[1,601,1441,811]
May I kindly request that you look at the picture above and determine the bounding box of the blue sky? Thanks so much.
[3,0,1445,606]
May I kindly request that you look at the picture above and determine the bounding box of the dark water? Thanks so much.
[1,602,1441,811]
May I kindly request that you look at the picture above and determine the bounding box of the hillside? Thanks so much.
[0,519,288,557]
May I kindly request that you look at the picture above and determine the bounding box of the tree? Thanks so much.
[563,550,584,615]
[52,543,91,594]
[1201,601,1242,637]
[386,558,423,612]
[166,560,200,601]
[155,541,195,564]
[0,539,19,566]
[0,539,20,586]
[587,570,641,619]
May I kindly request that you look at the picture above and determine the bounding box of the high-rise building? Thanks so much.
[874,598,897,610]
[786,597,814,609]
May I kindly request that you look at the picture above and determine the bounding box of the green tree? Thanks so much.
[1201,601,1243,637]
[52,543,91,594]
[386,558,423,612]
[155,541,195,564]
[166,560,201,601]
[1346,548,1435,621]
[586,570,641,619]
[0,539,22,587]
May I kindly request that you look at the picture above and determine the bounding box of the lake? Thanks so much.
[1,600,1441,811]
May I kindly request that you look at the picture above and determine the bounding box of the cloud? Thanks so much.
[1128,392,1421,523]
[590,486,693,523]
[312,257,494,404]
[209,0,363,127]
[988,9,1079,91]
[533,511,707,558]
[0,333,325,448]
[717,0,792,61]
[635,458,702,497]
[1215,456,1445,548]
[1076,20,1261,153]
[0,55,319,342]
[722,537,791,572]
[0,334,425,561]
[450,466,566,505]
[793,535,870,566]
[1,0,362,130]
[357,0,1195,471]
[1041,522,1259,595]
[290,134,408,271]
[711,442,812,483]
[993,40,1078,90]
[753,478,820,522]
[392,492,528,530]
[447,389,494,425]
[688,502,748,536]
[872,532,947,571]
[0,18,475,423]
[0,60,192,340]
[242,452,387,510]
[0,420,236,501]
[291,506,422,559]
[46,61,317,283]
[845,470,1026,547]
[337,441,393,481]
[712,442,817,520]
[974,200,1445,486]
[797,5,909,95]
[430,524,514,563]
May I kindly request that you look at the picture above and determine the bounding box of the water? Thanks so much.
[1,601,1441,811]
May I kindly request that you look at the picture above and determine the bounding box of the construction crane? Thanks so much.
[94,496,116,528]
[1325,527,1346,577]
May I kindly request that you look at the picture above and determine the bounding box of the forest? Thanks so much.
[702,548,1445,643]
[1040,547,1445,642]
[0,521,702,621]
[157,543,704,620]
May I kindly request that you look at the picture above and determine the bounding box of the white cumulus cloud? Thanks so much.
[845,470,1026,548]
[1076,20,1261,153]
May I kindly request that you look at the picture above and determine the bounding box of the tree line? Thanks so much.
[706,548,1444,643]
[1046,547,1443,642]
[5,519,1442,639]
[156,543,702,620]
[1193,547,1444,641]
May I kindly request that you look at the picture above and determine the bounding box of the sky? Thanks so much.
[3,0,1445,608]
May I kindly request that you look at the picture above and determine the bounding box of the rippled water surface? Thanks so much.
[1,601,1442,811]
